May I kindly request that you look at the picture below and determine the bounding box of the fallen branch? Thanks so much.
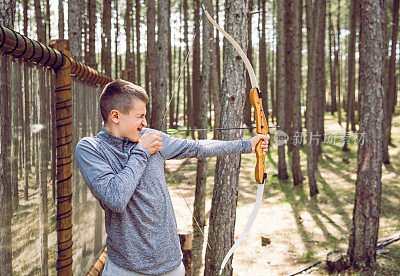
[377,232,400,249]
[288,261,322,276]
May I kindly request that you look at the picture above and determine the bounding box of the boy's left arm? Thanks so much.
[160,133,269,160]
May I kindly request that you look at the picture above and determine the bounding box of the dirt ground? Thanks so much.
[166,113,400,276]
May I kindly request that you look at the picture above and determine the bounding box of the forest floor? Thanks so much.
[166,111,400,276]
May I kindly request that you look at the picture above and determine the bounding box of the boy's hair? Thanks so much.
[99,79,149,123]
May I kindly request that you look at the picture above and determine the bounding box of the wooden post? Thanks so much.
[179,230,193,276]
[49,39,73,276]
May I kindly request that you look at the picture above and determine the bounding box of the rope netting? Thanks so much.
[0,23,111,275]
[71,79,106,275]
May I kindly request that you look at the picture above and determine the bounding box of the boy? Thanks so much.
[75,79,269,275]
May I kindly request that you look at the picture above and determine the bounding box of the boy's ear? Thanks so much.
[109,110,119,124]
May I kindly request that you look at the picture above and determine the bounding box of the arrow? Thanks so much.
[161,126,279,134]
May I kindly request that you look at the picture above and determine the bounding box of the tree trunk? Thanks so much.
[270,2,276,123]
[204,1,248,274]
[328,6,337,113]
[348,0,385,270]
[87,0,96,69]
[192,0,201,129]
[34,0,46,43]
[0,6,14,273]
[344,0,358,152]
[33,4,50,273]
[38,69,49,276]
[183,0,193,135]
[260,0,268,122]
[136,0,141,85]
[284,0,294,152]
[147,0,156,121]
[0,54,13,276]
[151,0,168,130]
[244,0,253,130]
[305,0,319,197]
[168,1,174,129]
[23,0,30,200]
[193,1,213,273]
[213,0,221,138]
[46,0,50,42]
[382,0,399,164]
[115,0,119,78]
[336,0,342,126]
[12,62,22,212]
[125,0,133,80]
[58,0,64,39]
[276,0,289,180]
[68,0,82,60]
[102,0,112,75]
[315,0,326,157]
[289,0,303,186]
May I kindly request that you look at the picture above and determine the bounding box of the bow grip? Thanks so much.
[249,88,268,184]
[255,141,267,183]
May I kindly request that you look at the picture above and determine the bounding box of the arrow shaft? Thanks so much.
[162,126,279,134]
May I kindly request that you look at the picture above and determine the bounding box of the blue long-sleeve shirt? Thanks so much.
[75,126,252,275]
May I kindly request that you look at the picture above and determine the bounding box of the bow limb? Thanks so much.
[202,5,268,274]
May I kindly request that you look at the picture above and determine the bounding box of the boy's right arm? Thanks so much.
[75,139,150,213]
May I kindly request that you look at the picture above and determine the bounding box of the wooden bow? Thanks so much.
[202,5,268,274]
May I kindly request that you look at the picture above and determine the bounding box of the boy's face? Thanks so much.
[111,100,147,142]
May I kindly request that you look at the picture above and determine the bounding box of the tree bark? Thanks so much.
[0,4,14,274]
[348,0,385,270]
[23,1,30,200]
[58,0,65,39]
[382,0,399,164]
[68,0,82,60]
[151,0,168,130]
[328,5,337,113]
[288,0,303,186]
[147,0,156,121]
[136,0,141,85]
[344,0,358,152]
[213,0,221,138]
[193,1,213,273]
[284,0,294,152]
[315,0,326,157]
[125,0,133,81]
[305,0,319,197]
[34,0,46,43]
[38,69,49,276]
[192,0,201,129]
[336,0,342,126]
[276,0,289,180]
[115,0,119,78]
[204,1,248,275]
[87,0,96,69]
[102,0,112,75]
[244,0,253,130]
[260,0,268,122]
[183,0,193,135]
[168,1,174,129]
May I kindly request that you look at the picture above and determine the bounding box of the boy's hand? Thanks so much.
[138,132,163,154]
[250,134,270,153]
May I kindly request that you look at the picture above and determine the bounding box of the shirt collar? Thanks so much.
[97,124,135,152]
